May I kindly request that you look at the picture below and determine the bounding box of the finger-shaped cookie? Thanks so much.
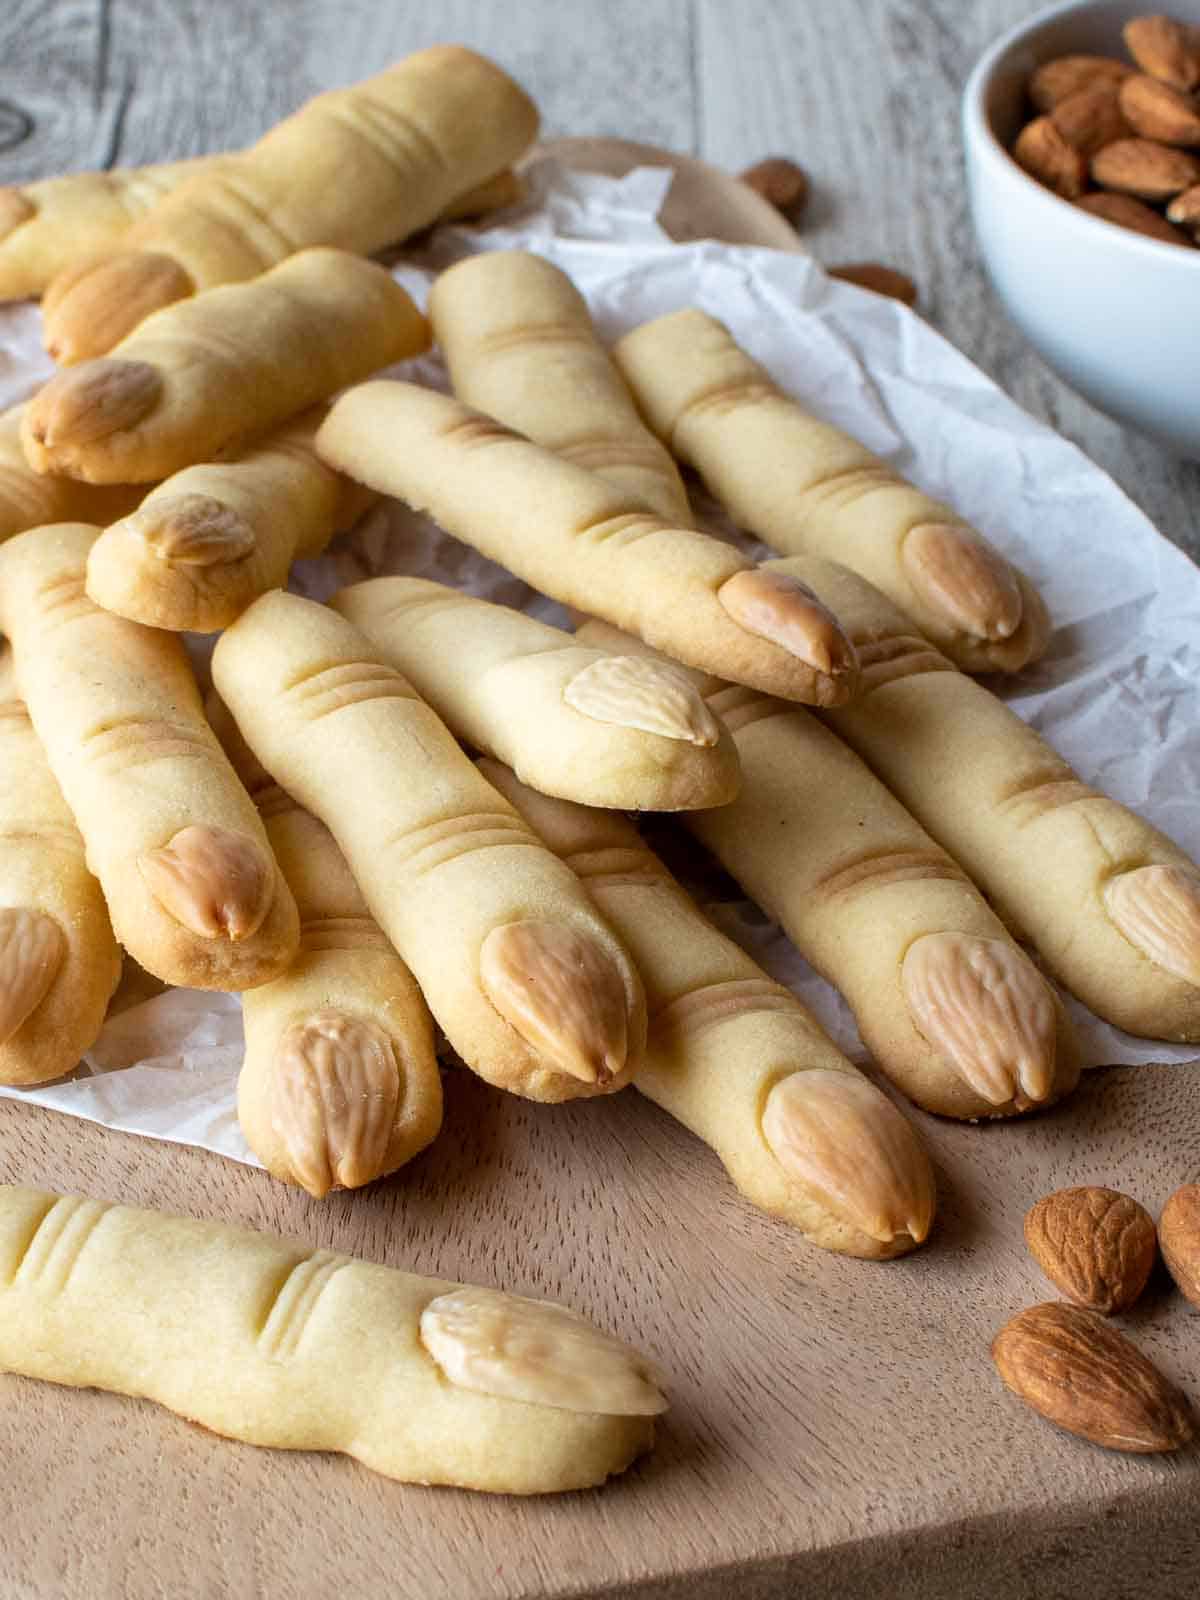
[41,48,538,363]
[212,591,646,1102]
[577,617,1081,1119]
[437,168,524,223]
[0,652,121,1084]
[0,524,299,990]
[316,382,859,707]
[208,700,443,1197]
[613,308,1049,675]
[0,1186,663,1493]
[23,248,429,484]
[768,555,1200,1042]
[482,759,935,1258]
[429,251,695,526]
[0,407,143,544]
[86,408,375,631]
[331,576,739,811]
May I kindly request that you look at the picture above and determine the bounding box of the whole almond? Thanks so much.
[739,157,809,220]
[827,262,918,306]
[1052,83,1131,157]
[1030,55,1133,113]
[1014,115,1089,197]
[1167,179,1200,227]
[992,1302,1196,1453]
[1092,136,1200,197]
[1025,1186,1157,1314]
[1119,73,1200,144]
[1077,189,1195,243]
[1124,16,1200,93]
[1159,1184,1200,1306]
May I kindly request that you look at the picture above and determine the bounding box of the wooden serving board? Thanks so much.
[2,144,1199,1600]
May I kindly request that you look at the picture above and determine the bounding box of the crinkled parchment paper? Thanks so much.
[1,160,1196,1166]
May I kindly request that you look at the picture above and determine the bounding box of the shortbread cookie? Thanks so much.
[212,591,646,1102]
[0,652,121,1084]
[23,248,429,484]
[0,524,299,990]
[0,1186,663,1492]
[316,382,859,706]
[765,555,1200,1041]
[429,251,694,525]
[86,408,375,631]
[0,407,142,544]
[332,576,739,811]
[482,760,935,1257]
[613,308,1049,674]
[40,48,539,362]
[577,618,1081,1119]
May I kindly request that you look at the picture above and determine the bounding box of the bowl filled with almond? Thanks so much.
[963,3,1200,457]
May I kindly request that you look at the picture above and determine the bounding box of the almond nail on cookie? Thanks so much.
[481,758,935,1258]
[612,307,1050,675]
[39,47,539,362]
[211,590,646,1103]
[23,249,429,484]
[332,576,739,812]
[0,524,299,991]
[315,381,860,707]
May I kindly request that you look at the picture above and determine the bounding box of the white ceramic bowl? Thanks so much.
[963,0,1200,458]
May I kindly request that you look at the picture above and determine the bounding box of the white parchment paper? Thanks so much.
[1,160,1197,1167]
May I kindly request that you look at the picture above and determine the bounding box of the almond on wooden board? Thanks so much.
[1159,1185,1200,1306]
[1124,15,1200,93]
[827,262,917,306]
[1014,116,1089,198]
[1076,189,1195,244]
[1091,136,1200,198]
[1119,73,1200,145]
[738,157,809,219]
[1029,54,1133,113]
[1051,83,1131,158]
[1024,1186,1157,1315]
[992,1302,1196,1454]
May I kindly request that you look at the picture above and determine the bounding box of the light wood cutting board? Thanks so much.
[2,143,1199,1600]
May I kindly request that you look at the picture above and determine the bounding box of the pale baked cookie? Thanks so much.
[331,576,739,811]
[0,652,121,1085]
[316,382,859,707]
[212,591,646,1103]
[0,524,299,991]
[23,248,429,485]
[86,408,375,632]
[762,555,1200,1042]
[0,407,143,544]
[613,308,1049,675]
[0,1186,664,1492]
[40,48,539,363]
[577,618,1081,1120]
[429,250,695,526]
[209,699,444,1197]
[482,760,935,1258]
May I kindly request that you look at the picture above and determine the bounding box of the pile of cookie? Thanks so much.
[0,45,1198,1494]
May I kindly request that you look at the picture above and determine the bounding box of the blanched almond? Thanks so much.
[564,654,720,746]
[1104,865,1200,985]
[139,825,273,941]
[0,908,65,1044]
[42,251,193,365]
[125,494,258,566]
[23,359,162,452]
[901,523,1024,642]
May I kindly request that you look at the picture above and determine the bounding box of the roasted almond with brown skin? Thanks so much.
[739,157,809,220]
[992,1302,1196,1453]
[1030,55,1133,113]
[1091,136,1200,198]
[1025,1187,1158,1314]
[1167,180,1200,229]
[828,262,918,306]
[1159,1184,1200,1307]
[1014,116,1089,197]
[1119,73,1200,145]
[1051,83,1131,158]
[1124,16,1200,93]
[1077,190,1196,243]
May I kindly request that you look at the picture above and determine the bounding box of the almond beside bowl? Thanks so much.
[963,1,1200,458]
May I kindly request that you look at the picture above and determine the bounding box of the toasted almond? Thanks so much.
[1092,136,1200,198]
[23,359,163,459]
[1159,1184,1200,1306]
[0,908,65,1044]
[0,188,35,241]
[1076,189,1195,243]
[1014,115,1090,197]
[901,522,1024,642]
[122,493,258,566]
[992,1301,1196,1452]
[827,262,918,306]
[717,568,858,703]
[1104,865,1200,985]
[1030,55,1134,113]
[739,156,809,218]
[1051,83,1132,157]
[271,1009,401,1197]
[563,653,720,746]
[42,251,193,364]
[1124,16,1200,93]
[1025,1187,1157,1314]
[1119,73,1200,144]
[420,1286,667,1416]
[761,1068,935,1245]
[139,824,273,941]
